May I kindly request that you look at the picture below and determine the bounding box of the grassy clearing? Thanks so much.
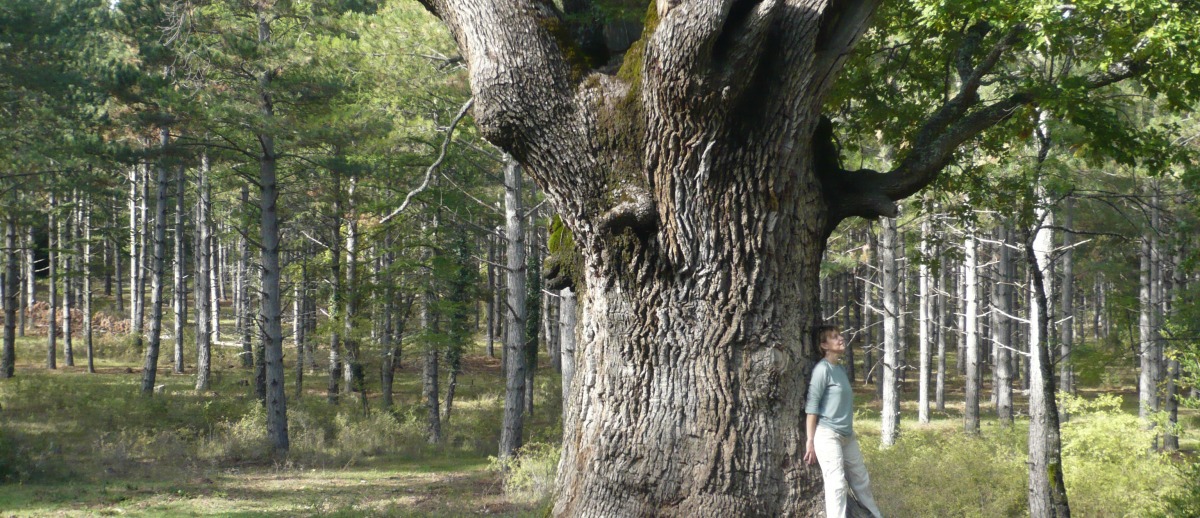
[0,334,554,517]
[2,320,1198,516]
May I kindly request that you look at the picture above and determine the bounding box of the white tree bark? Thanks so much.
[559,287,577,420]
[173,166,187,374]
[195,152,213,391]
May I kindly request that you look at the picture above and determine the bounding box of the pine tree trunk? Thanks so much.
[137,166,149,343]
[422,285,441,443]
[1059,201,1074,395]
[63,193,74,367]
[993,226,1014,425]
[936,238,947,412]
[173,166,186,374]
[963,231,980,434]
[342,178,364,407]
[129,168,140,336]
[84,199,95,374]
[499,159,527,459]
[2,215,18,378]
[487,232,497,358]
[327,176,343,404]
[114,202,124,315]
[239,185,252,369]
[523,210,542,417]
[1164,239,1184,451]
[881,215,900,446]
[559,287,576,420]
[255,8,289,453]
[1138,196,1157,424]
[1027,193,1070,518]
[17,222,26,338]
[918,217,932,424]
[141,129,171,394]
[195,153,213,392]
[48,195,58,370]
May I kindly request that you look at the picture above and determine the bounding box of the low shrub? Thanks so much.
[489,442,560,507]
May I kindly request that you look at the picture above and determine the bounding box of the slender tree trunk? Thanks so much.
[964,230,980,434]
[918,217,932,424]
[1138,202,1157,424]
[499,159,527,459]
[48,195,58,370]
[2,216,18,378]
[560,287,577,420]
[17,222,26,338]
[1164,239,1184,451]
[342,178,364,407]
[129,167,140,335]
[136,166,149,343]
[173,166,186,374]
[141,129,171,394]
[523,210,542,417]
[487,232,497,358]
[1059,201,1074,395]
[63,194,74,367]
[195,152,213,392]
[993,226,1014,425]
[936,238,947,412]
[327,175,343,404]
[114,204,124,315]
[83,200,95,374]
[255,8,289,453]
[209,219,220,345]
[422,280,441,443]
[1028,200,1070,518]
[880,215,900,446]
[239,185,252,369]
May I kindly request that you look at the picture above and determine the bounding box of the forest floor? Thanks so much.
[2,312,1198,516]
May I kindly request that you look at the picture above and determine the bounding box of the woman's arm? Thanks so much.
[804,414,819,465]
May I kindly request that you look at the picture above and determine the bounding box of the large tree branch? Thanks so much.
[811,0,882,99]
[422,0,600,232]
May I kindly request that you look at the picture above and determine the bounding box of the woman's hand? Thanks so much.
[804,439,817,465]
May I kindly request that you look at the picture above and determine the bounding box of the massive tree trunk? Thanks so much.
[422,1,1020,513]
[142,128,171,394]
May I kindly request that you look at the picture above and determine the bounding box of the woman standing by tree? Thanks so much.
[805,325,883,518]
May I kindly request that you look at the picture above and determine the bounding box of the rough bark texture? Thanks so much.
[414,0,1008,513]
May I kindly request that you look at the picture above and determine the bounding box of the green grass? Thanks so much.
[0,330,555,517]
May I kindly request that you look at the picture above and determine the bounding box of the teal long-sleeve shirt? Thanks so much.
[805,359,854,437]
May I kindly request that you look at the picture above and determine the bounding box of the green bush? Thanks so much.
[489,442,560,507]
[1059,393,1179,517]
[862,427,1027,517]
